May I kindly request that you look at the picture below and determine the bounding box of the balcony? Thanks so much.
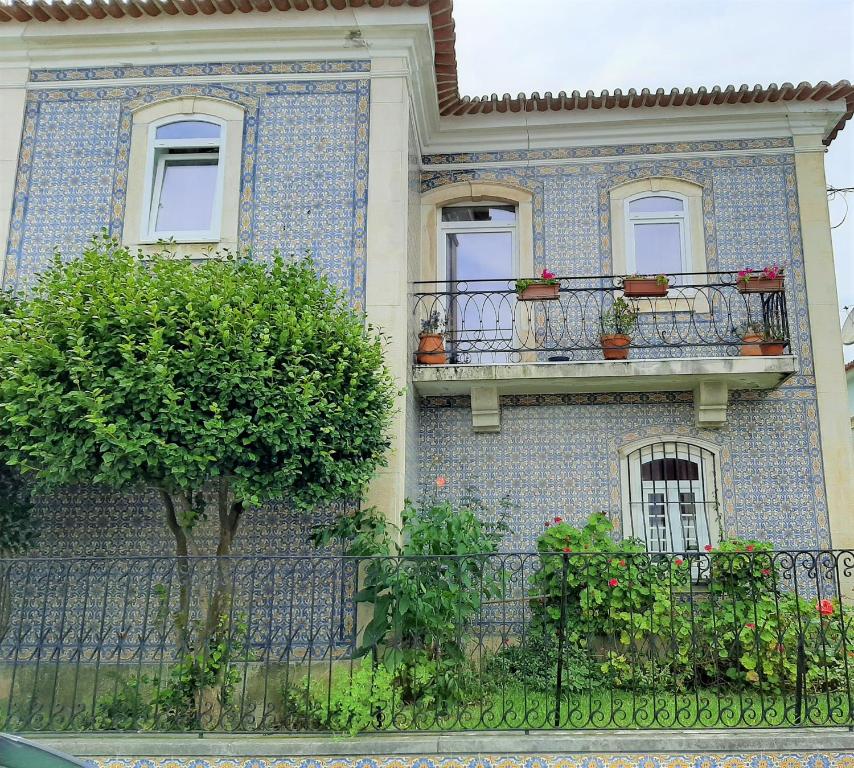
[410,272,797,430]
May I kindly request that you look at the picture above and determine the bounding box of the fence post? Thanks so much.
[794,631,806,725]
[554,552,569,728]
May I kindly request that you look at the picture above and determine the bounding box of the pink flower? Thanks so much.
[608,578,619,588]
[738,269,752,280]
[704,544,713,552]
[761,568,771,577]
[541,269,556,280]
[818,599,834,617]
[674,558,684,567]
[554,516,563,524]
[745,623,756,630]
[763,264,782,280]
[435,475,447,488]
[746,545,755,552]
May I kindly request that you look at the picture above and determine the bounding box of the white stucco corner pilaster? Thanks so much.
[0,67,28,289]
[793,133,854,552]
[363,57,410,533]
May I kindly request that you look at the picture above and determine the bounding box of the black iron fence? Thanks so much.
[411,272,790,364]
[1,550,850,733]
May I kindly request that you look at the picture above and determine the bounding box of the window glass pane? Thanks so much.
[442,205,516,223]
[628,196,683,214]
[641,458,699,482]
[446,230,514,364]
[633,222,683,276]
[155,159,218,233]
[647,494,668,552]
[679,493,699,551]
[155,120,221,140]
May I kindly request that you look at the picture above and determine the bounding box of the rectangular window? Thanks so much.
[440,205,517,364]
[152,156,219,234]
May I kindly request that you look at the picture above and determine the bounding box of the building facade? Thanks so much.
[0,0,852,559]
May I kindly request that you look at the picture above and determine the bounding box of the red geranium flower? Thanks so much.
[745,623,756,630]
[554,516,562,523]
[563,547,572,553]
[619,560,626,568]
[761,569,771,577]
[608,578,619,588]
[746,544,755,552]
[435,475,447,488]
[541,269,556,280]
[674,558,684,567]
[704,544,713,552]
[818,599,834,617]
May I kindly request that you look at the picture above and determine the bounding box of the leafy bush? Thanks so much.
[696,543,850,692]
[486,629,599,694]
[530,513,692,690]
[317,658,402,735]
[316,495,506,664]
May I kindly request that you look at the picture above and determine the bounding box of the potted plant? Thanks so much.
[736,321,765,356]
[622,273,670,297]
[737,265,784,293]
[599,297,638,360]
[416,310,447,365]
[760,321,787,356]
[515,269,560,301]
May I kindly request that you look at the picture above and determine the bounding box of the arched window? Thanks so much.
[621,440,720,553]
[143,117,225,242]
[609,178,707,286]
[625,193,688,282]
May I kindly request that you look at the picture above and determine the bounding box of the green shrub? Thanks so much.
[316,496,506,665]
[486,629,599,694]
[320,658,403,735]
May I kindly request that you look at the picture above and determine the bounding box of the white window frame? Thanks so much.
[624,191,690,278]
[620,438,721,555]
[140,115,226,243]
[437,202,519,363]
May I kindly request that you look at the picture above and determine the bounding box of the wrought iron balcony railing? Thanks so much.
[411,272,790,365]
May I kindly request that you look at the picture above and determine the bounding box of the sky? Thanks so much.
[450,0,854,361]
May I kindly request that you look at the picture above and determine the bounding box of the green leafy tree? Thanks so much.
[0,234,396,653]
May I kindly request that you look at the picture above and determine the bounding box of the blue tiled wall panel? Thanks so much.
[5,63,370,308]
[418,390,827,551]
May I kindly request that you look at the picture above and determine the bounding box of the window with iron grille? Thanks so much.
[622,440,720,553]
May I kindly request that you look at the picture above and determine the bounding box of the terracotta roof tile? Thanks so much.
[0,0,851,143]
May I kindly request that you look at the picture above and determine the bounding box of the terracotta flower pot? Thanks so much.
[740,333,763,356]
[623,278,668,297]
[760,340,786,356]
[517,283,560,301]
[416,333,447,365]
[737,277,784,293]
[600,333,631,360]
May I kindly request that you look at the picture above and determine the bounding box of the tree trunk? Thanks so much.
[160,483,244,729]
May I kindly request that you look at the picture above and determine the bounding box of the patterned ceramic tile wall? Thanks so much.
[418,146,828,549]
[5,62,370,309]
[81,752,854,768]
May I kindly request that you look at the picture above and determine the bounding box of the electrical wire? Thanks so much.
[828,186,853,229]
